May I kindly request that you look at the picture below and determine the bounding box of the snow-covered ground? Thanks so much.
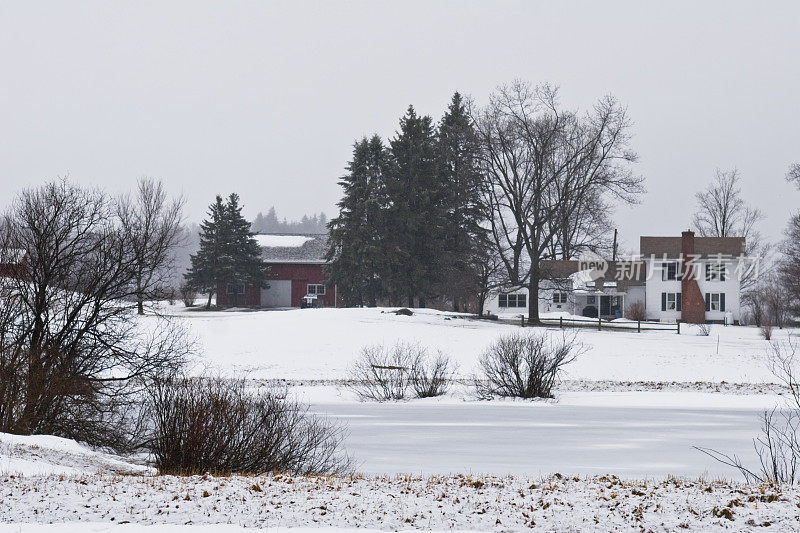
[1,470,798,531]
[154,305,789,385]
[0,433,150,476]
[3,306,796,531]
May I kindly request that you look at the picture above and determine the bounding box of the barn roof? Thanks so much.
[257,233,328,264]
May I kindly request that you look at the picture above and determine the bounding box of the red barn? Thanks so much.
[0,249,29,280]
[216,233,337,308]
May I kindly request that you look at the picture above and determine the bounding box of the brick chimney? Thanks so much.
[680,230,706,323]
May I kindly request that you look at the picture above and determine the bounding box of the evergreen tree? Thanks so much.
[185,195,231,308]
[326,135,389,306]
[385,106,445,307]
[436,92,488,311]
[224,193,270,305]
[185,194,269,308]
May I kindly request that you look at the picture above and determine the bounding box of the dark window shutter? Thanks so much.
[705,264,711,281]
[720,293,726,312]
[661,292,666,311]
[721,265,726,281]
[677,293,682,312]
[705,293,710,312]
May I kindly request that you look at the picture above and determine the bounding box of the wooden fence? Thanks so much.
[519,315,681,334]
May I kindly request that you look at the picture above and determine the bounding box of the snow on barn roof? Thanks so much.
[254,234,314,248]
[256,233,328,264]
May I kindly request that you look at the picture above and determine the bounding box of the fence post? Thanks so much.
[598,316,602,331]
[637,319,641,333]
[559,316,563,329]
[676,320,681,335]
[521,315,525,328]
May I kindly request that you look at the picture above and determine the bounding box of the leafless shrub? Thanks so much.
[626,301,647,322]
[761,322,774,341]
[345,343,417,401]
[410,351,457,398]
[474,331,586,399]
[697,323,711,336]
[180,283,197,307]
[346,342,456,401]
[696,337,800,484]
[143,376,350,475]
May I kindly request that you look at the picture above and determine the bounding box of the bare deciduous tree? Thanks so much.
[476,82,643,323]
[0,180,190,448]
[692,168,767,291]
[117,177,185,314]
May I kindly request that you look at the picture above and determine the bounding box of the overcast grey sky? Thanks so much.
[1,1,798,251]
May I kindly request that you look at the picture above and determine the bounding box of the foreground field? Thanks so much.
[158,306,790,384]
[2,471,798,531]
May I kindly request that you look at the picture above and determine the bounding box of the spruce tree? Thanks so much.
[224,193,270,306]
[326,135,389,306]
[185,194,269,308]
[385,106,445,307]
[437,92,488,311]
[185,195,231,308]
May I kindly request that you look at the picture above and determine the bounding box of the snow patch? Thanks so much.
[254,234,313,248]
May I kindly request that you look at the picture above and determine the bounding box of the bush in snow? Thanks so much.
[179,283,197,307]
[696,323,711,336]
[143,376,350,475]
[626,301,647,322]
[410,350,457,399]
[346,342,455,401]
[761,322,774,341]
[474,331,585,400]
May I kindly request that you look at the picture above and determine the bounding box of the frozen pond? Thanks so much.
[312,401,767,479]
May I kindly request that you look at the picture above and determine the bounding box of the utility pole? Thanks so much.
[612,228,618,262]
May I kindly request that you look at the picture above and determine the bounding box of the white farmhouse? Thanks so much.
[484,231,747,324]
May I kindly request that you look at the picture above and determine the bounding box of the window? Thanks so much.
[705,292,726,312]
[226,283,245,295]
[586,295,596,305]
[661,292,682,312]
[705,262,727,281]
[552,292,568,304]
[499,293,526,308]
[307,283,326,295]
[661,262,679,281]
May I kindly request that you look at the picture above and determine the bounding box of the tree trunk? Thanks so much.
[137,296,144,315]
[407,295,414,308]
[528,275,540,325]
[206,291,213,309]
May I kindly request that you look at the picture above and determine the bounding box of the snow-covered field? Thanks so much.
[1,470,798,531]
[156,306,788,385]
[3,306,797,531]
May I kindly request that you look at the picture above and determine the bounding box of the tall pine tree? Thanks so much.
[436,92,488,311]
[385,106,445,307]
[326,135,389,306]
[224,193,270,305]
[185,195,230,308]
